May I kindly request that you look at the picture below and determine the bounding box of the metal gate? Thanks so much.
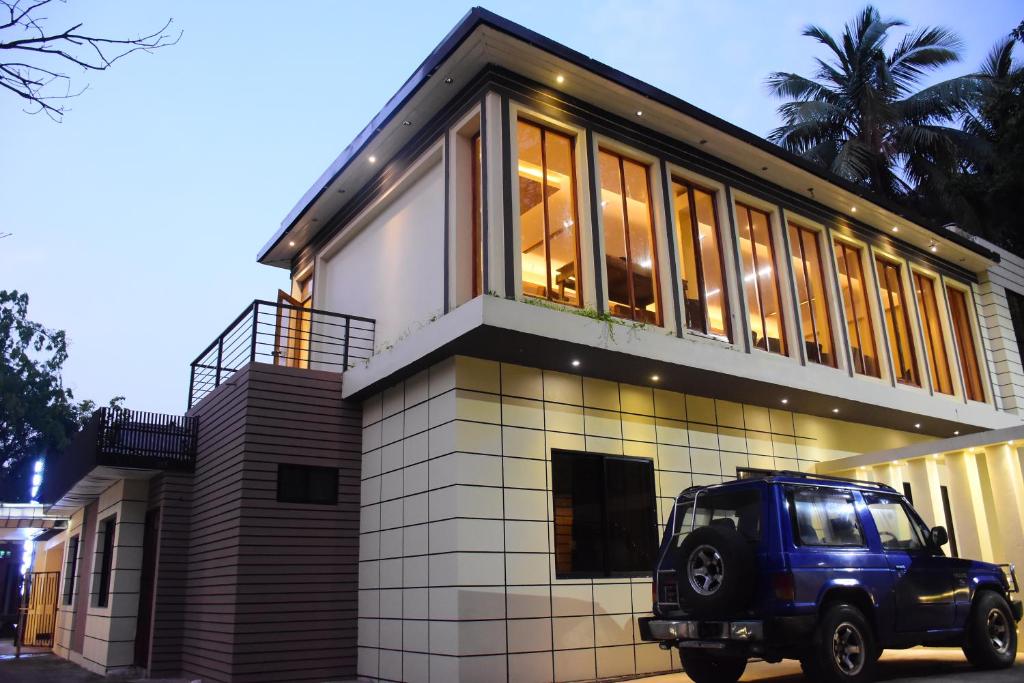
[18,571,60,647]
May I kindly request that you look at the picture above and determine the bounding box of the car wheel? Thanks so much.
[801,603,877,683]
[678,649,747,683]
[963,591,1017,670]
[674,524,756,617]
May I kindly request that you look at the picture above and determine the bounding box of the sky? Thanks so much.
[1,1,1020,415]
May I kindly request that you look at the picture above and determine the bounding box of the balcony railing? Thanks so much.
[40,407,198,505]
[188,299,375,409]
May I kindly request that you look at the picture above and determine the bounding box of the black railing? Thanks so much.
[188,299,375,409]
[39,407,198,505]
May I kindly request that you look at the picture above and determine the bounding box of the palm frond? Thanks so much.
[895,76,980,123]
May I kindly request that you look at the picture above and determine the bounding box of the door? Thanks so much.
[19,571,60,647]
[273,289,311,368]
[863,492,956,631]
[134,508,161,668]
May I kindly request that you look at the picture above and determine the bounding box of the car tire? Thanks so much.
[800,603,877,683]
[674,524,755,617]
[963,591,1017,670]
[678,649,747,683]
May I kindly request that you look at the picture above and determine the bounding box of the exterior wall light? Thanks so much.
[650,374,660,382]
[571,360,580,367]
[832,408,839,414]
[914,423,921,429]
[556,74,565,84]
[636,110,643,117]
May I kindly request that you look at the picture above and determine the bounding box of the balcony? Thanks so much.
[40,407,198,512]
[188,299,375,409]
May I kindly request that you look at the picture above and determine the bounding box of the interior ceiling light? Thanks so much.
[929,242,938,252]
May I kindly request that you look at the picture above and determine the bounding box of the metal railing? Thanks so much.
[188,299,375,409]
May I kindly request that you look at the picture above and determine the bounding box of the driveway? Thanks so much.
[639,647,1023,682]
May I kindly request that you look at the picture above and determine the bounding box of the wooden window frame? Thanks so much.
[518,118,584,307]
[833,239,881,378]
[789,222,836,367]
[673,177,731,340]
[912,270,954,395]
[736,202,788,355]
[946,284,986,402]
[875,256,921,387]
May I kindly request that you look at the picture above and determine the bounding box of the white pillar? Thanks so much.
[874,463,902,491]
[905,457,944,528]
[983,443,1024,563]
[944,450,996,562]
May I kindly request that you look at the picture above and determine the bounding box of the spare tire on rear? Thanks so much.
[674,523,755,617]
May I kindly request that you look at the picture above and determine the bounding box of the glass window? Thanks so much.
[736,203,786,354]
[600,149,661,324]
[96,516,116,607]
[834,240,880,377]
[863,493,925,551]
[63,535,80,606]
[673,180,729,339]
[471,132,483,297]
[788,224,836,366]
[913,272,954,395]
[517,120,581,306]
[947,286,985,401]
[277,463,339,505]
[876,257,920,386]
[675,488,761,545]
[789,488,864,547]
[1007,290,1024,366]
[552,451,657,577]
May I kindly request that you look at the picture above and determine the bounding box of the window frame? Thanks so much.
[785,486,867,549]
[515,116,585,308]
[874,253,921,387]
[788,221,838,368]
[276,463,340,505]
[551,449,659,579]
[911,268,955,396]
[670,176,732,341]
[832,236,882,379]
[63,534,80,606]
[734,200,789,356]
[944,280,987,403]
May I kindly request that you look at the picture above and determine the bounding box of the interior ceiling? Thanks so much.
[263,22,993,274]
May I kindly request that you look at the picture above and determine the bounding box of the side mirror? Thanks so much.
[930,526,949,548]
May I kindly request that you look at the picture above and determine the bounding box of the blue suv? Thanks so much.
[639,471,1021,683]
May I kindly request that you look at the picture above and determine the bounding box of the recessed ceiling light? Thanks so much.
[369,155,377,164]
[892,226,899,233]
[571,359,580,367]
[288,241,295,247]
[930,243,938,253]
[1009,440,1015,446]
[650,374,660,382]
[780,398,789,405]
[402,120,412,126]
[444,76,454,84]
[556,74,565,84]
[832,408,839,414]
[914,423,921,429]
[953,430,960,435]
[850,207,857,213]
[636,110,643,117]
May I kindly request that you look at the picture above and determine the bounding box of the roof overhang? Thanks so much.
[45,466,162,517]
[0,504,68,541]
[259,7,998,271]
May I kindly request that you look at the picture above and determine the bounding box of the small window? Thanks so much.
[672,179,730,339]
[863,493,925,551]
[876,257,920,386]
[947,286,985,402]
[96,516,116,607]
[63,535,80,606]
[789,223,836,366]
[1006,290,1024,366]
[471,132,483,298]
[552,451,657,578]
[834,240,880,377]
[914,272,954,394]
[736,203,787,354]
[277,463,339,505]
[788,488,864,547]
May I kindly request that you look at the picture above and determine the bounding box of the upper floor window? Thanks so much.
[834,240,880,377]
[913,272,954,395]
[788,223,835,367]
[517,120,581,306]
[947,286,985,401]
[471,132,483,297]
[1007,290,1024,367]
[736,203,786,354]
[599,149,661,324]
[672,179,729,339]
[875,257,920,386]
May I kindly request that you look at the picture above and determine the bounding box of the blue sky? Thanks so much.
[1,1,1020,414]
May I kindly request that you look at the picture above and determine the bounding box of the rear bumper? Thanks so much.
[639,615,815,648]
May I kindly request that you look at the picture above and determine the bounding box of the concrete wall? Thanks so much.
[356,354,926,683]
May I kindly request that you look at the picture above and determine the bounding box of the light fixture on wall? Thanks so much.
[444,76,454,84]
[402,120,412,126]
[953,430,960,435]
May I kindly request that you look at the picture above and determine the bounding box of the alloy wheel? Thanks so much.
[986,607,1010,654]
[832,622,865,676]
[687,544,725,595]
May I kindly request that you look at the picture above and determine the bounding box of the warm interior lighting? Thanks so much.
[556,74,565,84]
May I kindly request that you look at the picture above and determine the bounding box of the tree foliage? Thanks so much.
[0,290,122,496]
[0,0,178,121]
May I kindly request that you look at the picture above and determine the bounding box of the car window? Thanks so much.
[675,488,761,544]
[789,488,864,547]
[863,493,925,551]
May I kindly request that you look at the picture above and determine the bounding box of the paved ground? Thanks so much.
[639,647,1024,682]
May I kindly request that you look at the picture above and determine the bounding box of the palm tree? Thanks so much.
[766,6,981,201]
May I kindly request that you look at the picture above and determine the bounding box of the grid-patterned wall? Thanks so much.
[357,355,912,683]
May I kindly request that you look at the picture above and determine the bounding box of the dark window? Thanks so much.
[940,485,959,557]
[96,516,116,607]
[552,451,657,578]
[788,487,865,547]
[902,481,914,504]
[63,535,80,605]
[1007,290,1024,366]
[277,463,339,505]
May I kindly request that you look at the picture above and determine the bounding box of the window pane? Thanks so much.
[948,287,984,401]
[876,258,920,386]
[674,181,729,339]
[97,516,116,607]
[791,488,863,547]
[834,241,880,377]
[553,453,606,576]
[544,131,580,305]
[604,458,658,572]
[63,535,79,605]
[471,133,483,297]
[675,488,761,546]
[789,224,835,366]
[913,273,953,394]
[277,464,339,505]
[518,121,548,299]
[737,204,786,354]
[864,494,924,551]
[600,150,660,324]
[1007,290,1024,366]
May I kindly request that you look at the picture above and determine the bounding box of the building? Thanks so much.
[11,7,1024,682]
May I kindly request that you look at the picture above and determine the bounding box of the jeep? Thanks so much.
[639,471,1022,683]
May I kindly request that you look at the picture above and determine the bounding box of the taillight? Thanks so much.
[772,571,795,602]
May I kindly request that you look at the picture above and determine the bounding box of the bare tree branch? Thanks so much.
[0,0,179,121]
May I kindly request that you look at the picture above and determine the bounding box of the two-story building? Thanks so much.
[17,7,1024,683]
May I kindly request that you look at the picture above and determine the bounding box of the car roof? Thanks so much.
[678,470,899,498]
